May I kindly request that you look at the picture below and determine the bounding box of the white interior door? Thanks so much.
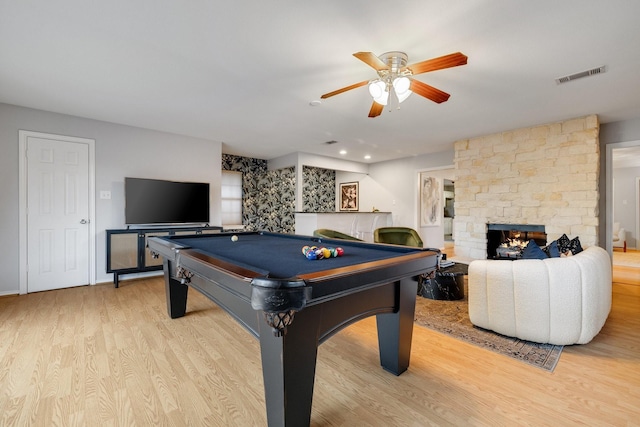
[24,134,92,292]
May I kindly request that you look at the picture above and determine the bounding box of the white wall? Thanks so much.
[0,103,464,294]
[0,103,222,293]
[336,150,455,249]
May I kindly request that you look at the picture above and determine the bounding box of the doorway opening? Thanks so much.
[609,142,640,254]
[443,179,454,242]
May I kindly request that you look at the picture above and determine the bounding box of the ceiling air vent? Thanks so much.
[555,65,606,84]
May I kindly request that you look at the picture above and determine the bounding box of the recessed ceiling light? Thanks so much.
[339,150,347,155]
[309,100,322,106]
[364,155,371,160]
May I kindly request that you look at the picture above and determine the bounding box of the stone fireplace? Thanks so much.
[453,115,599,260]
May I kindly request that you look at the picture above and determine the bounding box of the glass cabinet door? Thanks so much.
[109,232,138,270]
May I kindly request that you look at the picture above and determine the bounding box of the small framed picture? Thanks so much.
[339,182,359,211]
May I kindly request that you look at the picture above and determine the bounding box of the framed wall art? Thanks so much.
[339,182,359,211]
[420,174,441,226]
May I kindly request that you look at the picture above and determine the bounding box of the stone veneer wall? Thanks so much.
[454,114,600,260]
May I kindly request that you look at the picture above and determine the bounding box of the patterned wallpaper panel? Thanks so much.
[222,154,295,233]
[222,155,336,233]
[302,166,336,212]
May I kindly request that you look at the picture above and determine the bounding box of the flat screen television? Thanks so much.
[125,177,210,225]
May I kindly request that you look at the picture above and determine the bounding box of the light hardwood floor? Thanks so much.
[1,263,638,426]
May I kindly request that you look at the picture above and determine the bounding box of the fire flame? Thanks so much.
[499,236,528,249]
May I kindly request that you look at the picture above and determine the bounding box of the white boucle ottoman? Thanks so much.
[468,246,612,345]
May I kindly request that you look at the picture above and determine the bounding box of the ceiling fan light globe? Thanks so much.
[393,76,412,103]
[393,76,411,94]
[396,89,412,103]
[368,80,385,98]
[368,80,388,105]
[374,91,389,106]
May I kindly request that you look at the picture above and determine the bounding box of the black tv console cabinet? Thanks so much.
[106,226,223,287]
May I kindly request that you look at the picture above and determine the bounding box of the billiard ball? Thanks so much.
[231,235,238,242]
[336,247,344,256]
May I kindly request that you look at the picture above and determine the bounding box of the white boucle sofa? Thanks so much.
[468,246,612,345]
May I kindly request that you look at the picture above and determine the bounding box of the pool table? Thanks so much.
[147,231,438,427]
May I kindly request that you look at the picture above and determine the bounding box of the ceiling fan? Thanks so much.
[321,51,468,117]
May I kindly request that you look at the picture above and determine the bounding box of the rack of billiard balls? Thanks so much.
[302,245,344,260]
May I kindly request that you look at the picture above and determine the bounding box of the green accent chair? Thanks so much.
[374,227,423,248]
[313,229,363,241]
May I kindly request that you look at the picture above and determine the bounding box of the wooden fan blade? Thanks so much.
[410,79,451,103]
[368,101,384,118]
[402,52,467,75]
[353,52,389,71]
[321,80,368,99]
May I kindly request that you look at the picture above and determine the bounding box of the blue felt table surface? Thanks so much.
[166,232,424,279]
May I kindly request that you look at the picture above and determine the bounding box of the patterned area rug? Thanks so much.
[414,279,563,372]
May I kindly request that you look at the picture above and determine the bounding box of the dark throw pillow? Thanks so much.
[542,240,561,258]
[522,239,548,259]
[556,234,571,254]
[569,236,583,254]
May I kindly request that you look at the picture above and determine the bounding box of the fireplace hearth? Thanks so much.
[486,223,546,259]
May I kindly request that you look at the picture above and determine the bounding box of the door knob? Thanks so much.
[80,219,88,224]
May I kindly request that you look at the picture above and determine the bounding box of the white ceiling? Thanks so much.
[2,1,640,164]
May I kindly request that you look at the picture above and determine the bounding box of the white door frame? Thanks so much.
[606,139,640,255]
[19,130,96,294]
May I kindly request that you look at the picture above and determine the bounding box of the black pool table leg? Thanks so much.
[258,307,320,427]
[164,262,189,319]
[376,278,417,375]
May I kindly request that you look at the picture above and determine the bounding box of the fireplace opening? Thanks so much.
[486,223,546,259]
